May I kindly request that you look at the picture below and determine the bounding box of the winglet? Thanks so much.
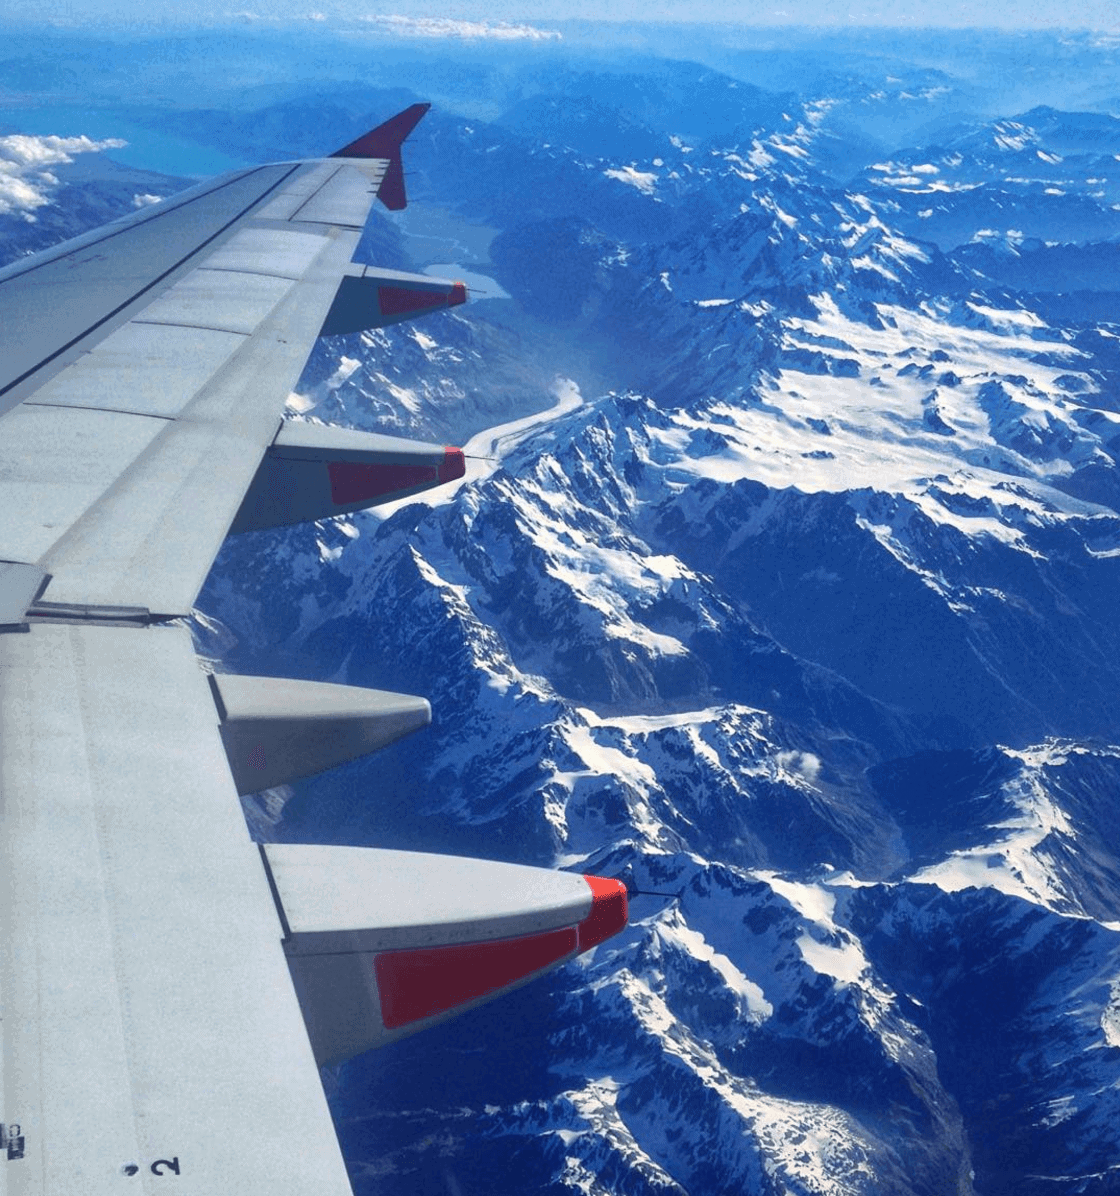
[331,102,431,211]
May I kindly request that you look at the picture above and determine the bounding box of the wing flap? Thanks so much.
[24,323,246,418]
[211,672,431,794]
[201,225,329,277]
[0,405,166,564]
[131,267,296,333]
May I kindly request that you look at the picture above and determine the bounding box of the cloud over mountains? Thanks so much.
[0,133,126,220]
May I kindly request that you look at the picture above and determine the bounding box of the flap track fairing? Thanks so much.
[262,845,629,1064]
[231,422,466,533]
[319,268,467,337]
[0,560,50,628]
[210,673,430,795]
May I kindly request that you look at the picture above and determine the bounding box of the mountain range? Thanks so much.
[8,24,1120,1195]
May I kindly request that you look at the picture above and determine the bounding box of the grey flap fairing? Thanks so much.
[0,561,50,628]
[264,845,629,1064]
[210,672,431,795]
[319,267,467,336]
[231,422,466,532]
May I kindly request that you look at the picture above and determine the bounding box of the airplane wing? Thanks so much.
[0,106,626,1194]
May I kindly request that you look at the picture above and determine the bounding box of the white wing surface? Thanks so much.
[0,105,628,1195]
[0,622,352,1194]
[0,102,467,618]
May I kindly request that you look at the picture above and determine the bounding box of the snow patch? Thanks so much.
[796,934,869,985]
[659,919,773,1022]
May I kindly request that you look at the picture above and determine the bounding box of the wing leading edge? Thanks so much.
[0,105,628,1196]
[0,101,461,622]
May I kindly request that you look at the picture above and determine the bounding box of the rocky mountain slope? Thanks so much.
[194,66,1120,1195]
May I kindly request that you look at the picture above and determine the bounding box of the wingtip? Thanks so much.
[577,876,629,951]
[331,101,431,160]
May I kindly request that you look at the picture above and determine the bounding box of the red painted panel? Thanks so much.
[375,927,577,1029]
[328,460,437,505]
[439,447,466,483]
[379,286,452,316]
[577,876,628,952]
[331,102,430,160]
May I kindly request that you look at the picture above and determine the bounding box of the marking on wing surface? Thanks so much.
[1,1122,25,1160]
[120,1157,180,1177]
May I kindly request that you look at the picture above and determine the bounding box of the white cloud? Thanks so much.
[359,15,561,40]
[132,193,164,208]
[0,133,126,168]
[0,134,127,221]
[775,750,822,783]
[604,165,658,194]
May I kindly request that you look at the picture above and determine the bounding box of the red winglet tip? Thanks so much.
[439,447,466,483]
[332,101,430,159]
[578,875,628,952]
[449,281,468,307]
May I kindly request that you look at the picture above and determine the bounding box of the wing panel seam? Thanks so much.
[0,164,302,402]
[287,220,366,230]
[200,266,306,281]
[287,164,347,223]
[130,320,256,336]
[259,844,293,941]
[22,402,174,421]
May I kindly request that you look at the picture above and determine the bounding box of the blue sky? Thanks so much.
[5,0,1120,28]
